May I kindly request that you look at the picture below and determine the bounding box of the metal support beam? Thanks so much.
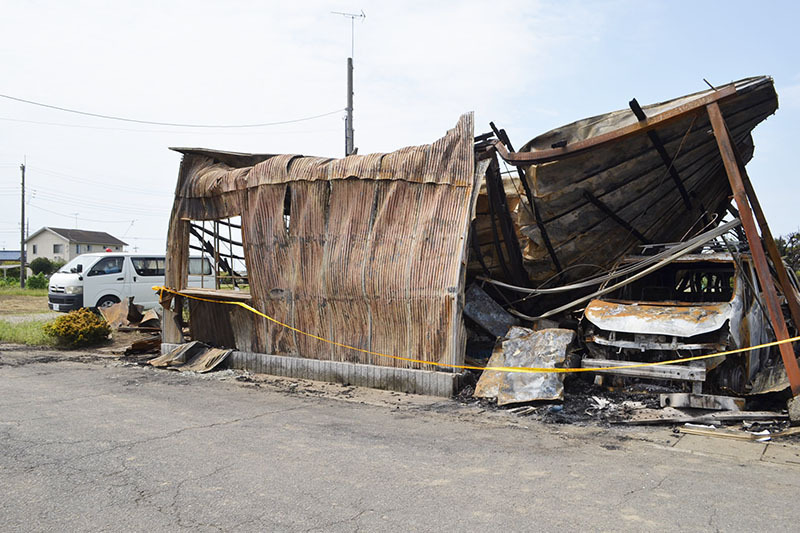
[485,156,529,286]
[189,226,238,283]
[582,190,649,244]
[707,101,800,396]
[495,85,736,165]
[490,122,563,277]
[718,121,800,335]
[630,98,693,212]
[582,358,705,381]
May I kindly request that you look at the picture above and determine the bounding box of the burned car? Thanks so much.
[580,252,790,395]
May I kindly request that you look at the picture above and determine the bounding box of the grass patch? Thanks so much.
[0,318,56,347]
[0,286,49,297]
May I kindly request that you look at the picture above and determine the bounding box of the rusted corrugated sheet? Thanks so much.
[165,113,478,369]
[471,76,778,286]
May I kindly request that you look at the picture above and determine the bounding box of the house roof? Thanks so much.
[25,227,127,246]
[0,250,20,261]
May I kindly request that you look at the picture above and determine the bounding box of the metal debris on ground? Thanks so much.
[98,297,144,329]
[660,393,744,411]
[138,308,161,329]
[124,335,162,355]
[148,341,232,373]
[474,327,577,405]
[463,283,518,338]
[623,407,787,425]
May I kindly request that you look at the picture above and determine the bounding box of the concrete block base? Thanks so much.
[161,344,462,397]
[788,396,800,426]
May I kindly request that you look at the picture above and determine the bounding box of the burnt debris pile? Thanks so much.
[464,76,800,431]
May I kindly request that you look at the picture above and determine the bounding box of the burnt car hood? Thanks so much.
[584,299,732,337]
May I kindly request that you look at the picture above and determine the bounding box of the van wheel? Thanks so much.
[96,295,120,309]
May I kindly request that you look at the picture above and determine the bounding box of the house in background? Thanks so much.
[25,227,127,263]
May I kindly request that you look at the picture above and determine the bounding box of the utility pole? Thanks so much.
[346,56,354,156]
[19,162,26,289]
[332,10,365,156]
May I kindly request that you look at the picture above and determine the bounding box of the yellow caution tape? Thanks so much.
[154,286,800,374]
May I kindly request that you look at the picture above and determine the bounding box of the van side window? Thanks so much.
[131,257,165,277]
[189,257,213,276]
[87,257,124,277]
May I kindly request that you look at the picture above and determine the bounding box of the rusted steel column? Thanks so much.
[720,121,800,333]
[707,102,800,396]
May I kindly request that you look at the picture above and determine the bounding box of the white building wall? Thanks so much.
[26,232,70,263]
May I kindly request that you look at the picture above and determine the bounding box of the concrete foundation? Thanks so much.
[788,396,800,426]
[161,344,462,398]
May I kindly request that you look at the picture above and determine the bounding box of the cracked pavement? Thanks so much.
[1,345,799,531]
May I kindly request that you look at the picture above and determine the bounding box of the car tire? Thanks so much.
[96,295,120,309]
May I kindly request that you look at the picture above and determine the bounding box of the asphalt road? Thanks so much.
[1,345,799,532]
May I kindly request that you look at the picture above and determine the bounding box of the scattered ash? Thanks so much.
[455,374,672,425]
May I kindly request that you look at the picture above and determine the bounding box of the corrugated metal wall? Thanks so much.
[167,113,478,369]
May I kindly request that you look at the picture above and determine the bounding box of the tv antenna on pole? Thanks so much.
[331,9,365,156]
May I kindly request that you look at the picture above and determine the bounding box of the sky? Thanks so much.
[1,0,799,253]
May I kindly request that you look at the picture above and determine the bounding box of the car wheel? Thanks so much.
[96,295,120,309]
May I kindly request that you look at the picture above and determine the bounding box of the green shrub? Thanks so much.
[43,308,110,348]
[0,277,20,288]
[29,257,53,276]
[26,272,48,289]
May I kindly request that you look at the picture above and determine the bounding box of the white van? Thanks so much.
[48,253,213,311]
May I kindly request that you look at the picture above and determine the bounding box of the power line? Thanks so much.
[0,116,341,136]
[28,202,160,222]
[29,195,168,217]
[28,165,173,197]
[0,93,344,128]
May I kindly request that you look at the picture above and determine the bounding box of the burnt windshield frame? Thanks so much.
[606,261,736,304]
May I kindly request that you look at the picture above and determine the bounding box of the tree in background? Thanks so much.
[28,257,65,276]
[776,231,800,277]
[51,259,66,275]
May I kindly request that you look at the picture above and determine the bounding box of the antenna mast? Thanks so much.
[332,10,365,156]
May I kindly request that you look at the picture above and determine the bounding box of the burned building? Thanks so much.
[160,76,800,403]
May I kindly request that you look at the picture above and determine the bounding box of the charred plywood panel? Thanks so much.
[166,113,477,369]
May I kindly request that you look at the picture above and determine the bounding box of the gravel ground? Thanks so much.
[1,311,60,324]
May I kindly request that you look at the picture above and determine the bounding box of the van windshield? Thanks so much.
[59,256,95,274]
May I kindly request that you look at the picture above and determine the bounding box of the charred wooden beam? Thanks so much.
[489,121,563,278]
[582,190,649,244]
[485,156,529,286]
[469,219,492,277]
[629,98,693,212]
[484,180,514,282]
